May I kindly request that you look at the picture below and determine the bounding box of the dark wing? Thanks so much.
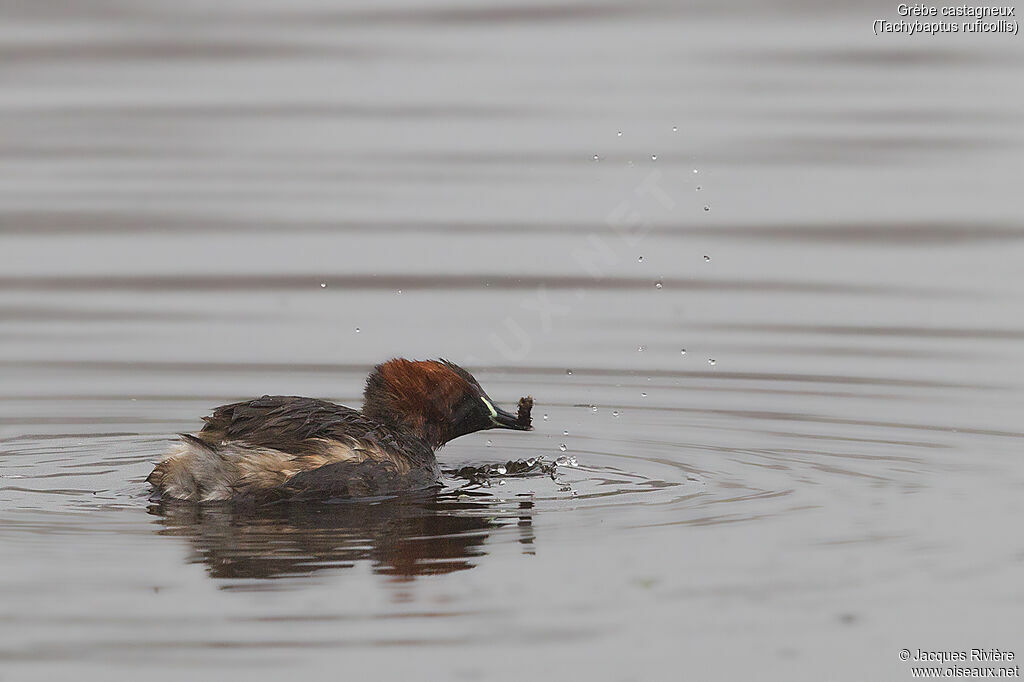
[281,459,437,500]
[196,395,376,451]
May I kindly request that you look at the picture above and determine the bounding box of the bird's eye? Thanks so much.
[480,397,498,418]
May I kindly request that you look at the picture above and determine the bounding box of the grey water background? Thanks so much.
[2,0,1023,680]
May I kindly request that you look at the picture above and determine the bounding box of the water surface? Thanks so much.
[2,1,1024,680]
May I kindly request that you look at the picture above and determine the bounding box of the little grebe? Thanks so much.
[147,358,533,503]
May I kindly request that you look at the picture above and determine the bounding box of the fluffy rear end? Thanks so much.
[147,436,231,502]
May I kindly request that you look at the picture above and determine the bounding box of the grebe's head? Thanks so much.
[362,358,533,449]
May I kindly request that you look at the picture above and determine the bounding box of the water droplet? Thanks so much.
[641,392,647,397]
[637,255,643,263]
[708,358,716,365]
[559,443,568,452]
[704,205,710,212]
[320,282,327,288]
[556,455,578,467]
[654,280,663,289]
[680,349,687,355]
[593,154,600,161]
[637,345,645,352]
[563,430,569,436]
[542,413,549,421]
[651,154,657,161]
[693,168,699,174]
[617,131,623,137]
[486,439,492,447]
[612,410,619,417]
[397,289,402,295]
[695,185,702,191]
[703,255,711,262]
[566,369,573,376]
[498,480,506,485]
[592,406,599,413]
[496,465,507,475]
[672,126,678,132]
[355,327,361,333]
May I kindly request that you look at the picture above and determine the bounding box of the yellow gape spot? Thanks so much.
[481,397,498,419]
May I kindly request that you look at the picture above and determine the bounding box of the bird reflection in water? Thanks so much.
[148,491,536,585]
